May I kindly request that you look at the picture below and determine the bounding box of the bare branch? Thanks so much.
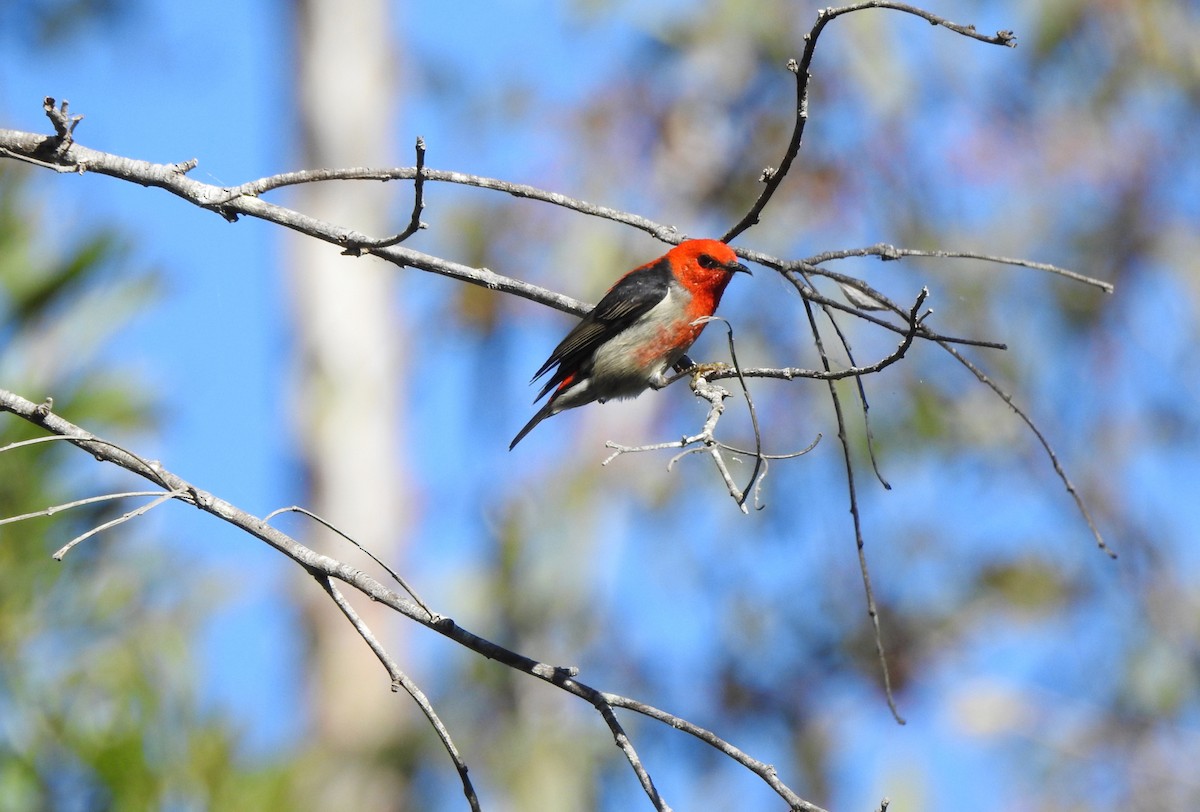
[318,575,480,812]
[722,3,1015,243]
[603,370,751,514]
[717,436,823,462]
[347,136,429,251]
[0,122,588,318]
[798,291,906,725]
[0,387,822,810]
[936,341,1116,558]
[806,243,1114,294]
[817,285,895,491]
[706,317,767,507]
[603,692,828,812]
[43,96,84,152]
[0,114,1104,336]
[585,697,671,811]
[0,490,172,527]
[722,246,1010,351]
[817,1,1017,47]
[220,165,683,245]
[53,490,186,559]
[263,505,435,617]
[705,285,932,385]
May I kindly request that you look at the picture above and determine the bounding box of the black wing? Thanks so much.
[530,257,671,400]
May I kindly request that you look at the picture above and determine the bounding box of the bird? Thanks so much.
[510,239,750,449]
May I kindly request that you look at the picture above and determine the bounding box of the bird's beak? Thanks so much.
[729,261,751,275]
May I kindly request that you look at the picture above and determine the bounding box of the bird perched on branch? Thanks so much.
[511,239,750,449]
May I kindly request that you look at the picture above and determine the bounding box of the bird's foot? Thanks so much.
[688,361,732,379]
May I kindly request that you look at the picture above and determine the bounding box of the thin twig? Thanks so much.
[52,490,185,559]
[786,262,909,705]
[603,692,827,812]
[319,575,480,812]
[816,1,1017,46]
[348,136,429,252]
[0,433,174,491]
[722,3,1015,243]
[705,318,766,507]
[817,290,896,492]
[264,505,434,616]
[0,490,171,526]
[218,164,683,245]
[586,697,671,811]
[684,374,746,513]
[806,243,1113,293]
[807,285,931,493]
[602,367,751,514]
[843,288,931,491]
[777,259,906,614]
[798,294,906,725]
[717,435,822,461]
[0,145,78,172]
[935,341,1115,558]
[728,247,1010,351]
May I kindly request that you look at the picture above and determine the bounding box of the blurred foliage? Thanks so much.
[0,0,137,48]
[0,166,294,809]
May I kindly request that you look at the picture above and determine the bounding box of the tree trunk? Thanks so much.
[288,0,410,807]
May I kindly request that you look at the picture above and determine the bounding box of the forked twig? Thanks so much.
[263,505,435,615]
[722,2,1015,243]
[318,575,480,812]
[0,490,174,527]
[53,490,186,559]
[345,136,429,252]
[603,692,826,812]
[704,284,932,386]
[602,347,815,515]
[43,96,84,152]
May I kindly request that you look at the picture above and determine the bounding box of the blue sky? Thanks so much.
[3,2,1198,810]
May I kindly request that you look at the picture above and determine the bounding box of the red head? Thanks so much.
[665,239,751,312]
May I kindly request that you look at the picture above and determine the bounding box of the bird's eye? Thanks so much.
[698,254,718,269]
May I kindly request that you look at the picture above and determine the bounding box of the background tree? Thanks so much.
[286,1,415,808]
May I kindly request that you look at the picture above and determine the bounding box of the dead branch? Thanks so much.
[721,2,1016,244]
[0,386,827,812]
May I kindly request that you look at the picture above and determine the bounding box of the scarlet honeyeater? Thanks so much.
[511,239,750,449]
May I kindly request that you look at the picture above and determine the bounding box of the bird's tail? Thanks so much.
[509,400,556,450]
